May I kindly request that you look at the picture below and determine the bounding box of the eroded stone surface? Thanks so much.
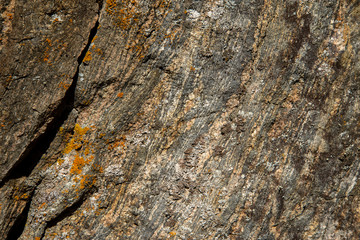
[1,0,359,239]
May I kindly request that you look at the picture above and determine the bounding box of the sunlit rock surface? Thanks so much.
[1,0,359,239]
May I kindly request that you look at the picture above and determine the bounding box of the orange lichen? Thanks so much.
[58,81,71,90]
[164,29,178,42]
[83,51,92,62]
[45,38,52,46]
[13,193,29,201]
[79,174,96,190]
[84,146,90,155]
[98,133,106,139]
[43,52,50,62]
[0,120,6,128]
[6,13,13,20]
[108,140,126,150]
[2,75,12,88]
[95,48,103,55]
[63,138,82,154]
[70,154,86,175]
[62,124,96,176]
[107,135,126,151]
[169,231,176,237]
[42,38,54,63]
[117,92,124,98]
[57,158,65,165]
[105,0,172,61]
[63,124,90,154]
[21,193,29,199]
[94,164,104,173]
[106,0,117,15]
[81,100,92,106]
[105,0,140,30]
[190,66,195,71]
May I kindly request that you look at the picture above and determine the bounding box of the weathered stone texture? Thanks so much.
[1,0,359,239]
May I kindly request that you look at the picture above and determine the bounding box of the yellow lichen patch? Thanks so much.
[105,0,172,61]
[63,124,90,154]
[83,51,92,63]
[107,135,126,151]
[93,164,103,173]
[70,154,89,175]
[98,132,106,138]
[39,202,46,209]
[63,138,82,154]
[6,75,12,84]
[43,38,53,63]
[95,48,103,55]
[164,29,178,43]
[45,38,52,46]
[6,12,13,20]
[1,75,12,88]
[75,123,90,135]
[13,192,29,201]
[58,80,71,90]
[105,0,140,30]
[57,158,65,165]
[84,146,91,155]
[108,140,126,150]
[79,174,96,190]
[61,124,97,177]
[21,193,29,199]
[106,0,117,15]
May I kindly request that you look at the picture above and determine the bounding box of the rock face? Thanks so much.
[0,0,359,239]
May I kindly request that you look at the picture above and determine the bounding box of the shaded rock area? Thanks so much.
[0,0,359,239]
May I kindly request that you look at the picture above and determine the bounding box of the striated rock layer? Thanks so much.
[1,0,359,239]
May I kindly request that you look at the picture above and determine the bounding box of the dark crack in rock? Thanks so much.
[1,0,359,239]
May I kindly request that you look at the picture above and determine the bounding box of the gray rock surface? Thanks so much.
[1,0,359,239]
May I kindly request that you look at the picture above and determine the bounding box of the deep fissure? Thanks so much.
[1,14,100,187]
[43,187,96,237]
[2,13,100,239]
[5,197,32,240]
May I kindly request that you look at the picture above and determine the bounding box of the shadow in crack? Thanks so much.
[0,19,100,188]
[1,15,100,240]
[5,199,31,240]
